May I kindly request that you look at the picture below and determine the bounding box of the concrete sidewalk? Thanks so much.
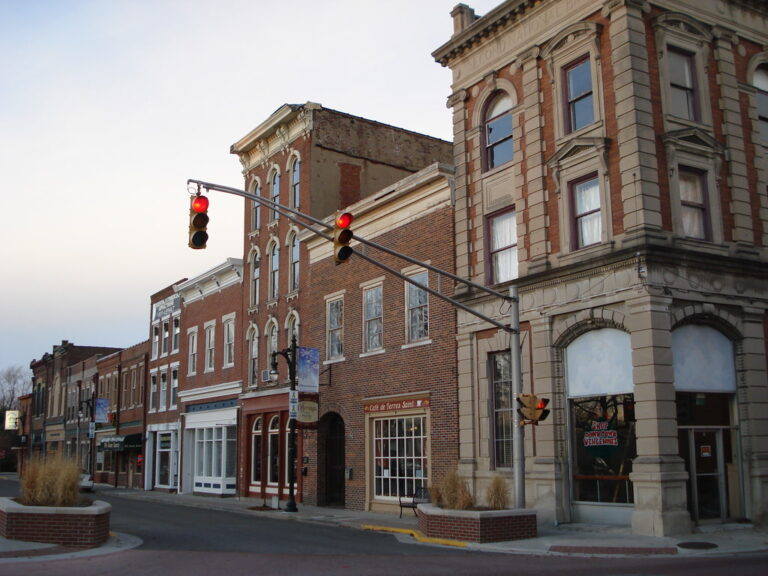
[2,481,767,562]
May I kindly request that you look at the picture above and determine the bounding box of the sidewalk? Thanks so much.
[2,481,767,562]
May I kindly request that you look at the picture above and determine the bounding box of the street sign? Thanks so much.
[289,390,299,420]
[89,422,96,439]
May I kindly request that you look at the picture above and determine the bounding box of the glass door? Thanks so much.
[679,428,727,521]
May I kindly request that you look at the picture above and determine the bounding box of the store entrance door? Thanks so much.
[677,392,740,523]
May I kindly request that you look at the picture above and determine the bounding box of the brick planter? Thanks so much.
[417,503,537,543]
[0,497,111,548]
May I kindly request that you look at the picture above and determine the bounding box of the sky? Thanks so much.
[0,0,501,373]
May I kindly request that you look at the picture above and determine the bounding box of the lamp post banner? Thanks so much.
[95,398,110,424]
[297,347,320,393]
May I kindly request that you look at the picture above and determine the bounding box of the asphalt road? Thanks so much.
[1,478,767,576]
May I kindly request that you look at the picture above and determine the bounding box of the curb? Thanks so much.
[362,524,468,548]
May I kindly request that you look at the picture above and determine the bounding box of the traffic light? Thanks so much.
[534,397,550,423]
[516,394,537,423]
[189,194,209,249]
[516,394,550,425]
[333,211,354,263]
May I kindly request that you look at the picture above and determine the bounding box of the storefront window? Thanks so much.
[571,394,636,503]
[193,425,236,491]
[373,415,427,498]
[157,432,173,486]
[251,418,262,483]
[268,416,280,485]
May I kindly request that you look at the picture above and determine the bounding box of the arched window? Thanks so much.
[288,232,300,292]
[287,313,299,343]
[250,179,261,231]
[250,252,260,307]
[291,158,300,209]
[267,322,278,370]
[248,328,259,387]
[271,170,280,220]
[754,65,768,143]
[251,417,262,483]
[269,241,279,299]
[484,92,514,170]
[268,416,281,484]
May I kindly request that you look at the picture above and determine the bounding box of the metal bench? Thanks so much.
[398,486,430,518]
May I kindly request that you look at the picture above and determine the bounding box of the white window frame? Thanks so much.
[170,367,179,409]
[361,280,384,354]
[222,313,236,368]
[248,327,259,388]
[270,167,280,221]
[250,177,262,232]
[289,155,300,209]
[149,372,158,412]
[172,316,180,353]
[487,209,518,284]
[404,268,429,346]
[151,324,160,359]
[204,321,216,373]
[249,249,260,309]
[251,417,263,484]
[187,327,198,376]
[325,293,345,362]
[288,230,300,293]
[159,371,168,412]
[268,239,279,300]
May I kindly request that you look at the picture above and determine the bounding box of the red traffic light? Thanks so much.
[191,195,209,213]
[336,212,353,229]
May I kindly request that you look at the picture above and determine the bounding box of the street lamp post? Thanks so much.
[79,393,96,476]
[270,333,298,513]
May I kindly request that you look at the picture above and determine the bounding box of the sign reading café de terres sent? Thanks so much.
[364,396,430,413]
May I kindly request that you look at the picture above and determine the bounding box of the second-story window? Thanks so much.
[679,167,709,240]
[251,255,260,307]
[249,330,259,387]
[326,297,344,360]
[755,66,768,143]
[223,318,235,367]
[188,330,197,375]
[289,233,300,292]
[668,47,698,121]
[488,209,518,284]
[205,324,215,372]
[406,271,429,343]
[571,174,601,249]
[150,374,157,411]
[159,372,167,411]
[171,368,178,408]
[152,325,159,358]
[363,285,383,353]
[269,242,279,299]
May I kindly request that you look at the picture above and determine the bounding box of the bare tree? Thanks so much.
[0,366,32,411]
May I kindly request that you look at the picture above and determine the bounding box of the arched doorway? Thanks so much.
[320,413,345,507]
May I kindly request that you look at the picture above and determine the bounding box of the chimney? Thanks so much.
[451,4,477,35]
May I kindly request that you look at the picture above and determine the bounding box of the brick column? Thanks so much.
[627,293,691,536]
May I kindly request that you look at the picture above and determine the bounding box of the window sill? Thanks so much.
[359,349,386,358]
[481,160,514,179]
[323,357,346,365]
[555,119,604,146]
[401,339,432,350]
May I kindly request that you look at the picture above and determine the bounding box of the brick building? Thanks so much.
[144,281,185,491]
[229,103,452,505]
[303,162,458,512]
[175,258,243,496]
[94,341,149,488]
[433,0,768,535]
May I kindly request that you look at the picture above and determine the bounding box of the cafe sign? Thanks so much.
[364,396,430,414]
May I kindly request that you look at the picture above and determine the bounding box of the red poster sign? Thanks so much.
[364,397,430,413]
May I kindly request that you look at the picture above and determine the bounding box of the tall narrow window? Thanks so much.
[188,331,197,375]
[289,233,300,292]
[267,323,278,372]
[251,418,262,483]
[363,285,383,352]
[287,315,299,342]
[130,371,137,406]
[491,352,513,468]
[291,159,300,209]
[171,368,178,408]
[755,66,768,143]
[251,255,260,307]
[172,317,180,352]
[249,331,259,387]
[205,325,215,371]
[572,174,601,248]
[150,374,157,411]
[327,297,344,360]
[489,210,518,283]
[162,321,169,355]
[406,271,429,343]
[269,243,279,299]
[159,372,167,411]
[484,92,513,170]
[251,181,261,230]
[668,47,697,121]
[152,325,159,358]
[268,416,280,484]
[679,167,708,240]
[271,171,280,220]
[564,56,594,133]
[223,320,235,367]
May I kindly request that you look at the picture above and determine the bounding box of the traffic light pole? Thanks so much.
[510,285,525,508]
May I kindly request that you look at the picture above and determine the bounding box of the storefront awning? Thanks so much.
[123,433,143,450]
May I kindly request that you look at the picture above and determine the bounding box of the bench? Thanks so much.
[399,486,430,518]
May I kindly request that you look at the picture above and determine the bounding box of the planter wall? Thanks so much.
[417,503,537,543]
[0,497,111,548]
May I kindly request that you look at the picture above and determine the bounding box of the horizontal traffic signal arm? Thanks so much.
[185,179,518,333]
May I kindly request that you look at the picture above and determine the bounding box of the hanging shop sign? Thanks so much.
[297,400,319,424]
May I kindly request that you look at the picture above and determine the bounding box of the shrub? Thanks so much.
[437,470,475,510]
[19,456,81,507]
[485,474,510,510]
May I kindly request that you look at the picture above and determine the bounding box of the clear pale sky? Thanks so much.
[0,0,499,371]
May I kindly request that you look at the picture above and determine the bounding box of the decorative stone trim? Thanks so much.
[417,504,537,543]
[0,498,111,548]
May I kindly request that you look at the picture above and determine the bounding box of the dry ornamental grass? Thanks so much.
[19,456,82,507]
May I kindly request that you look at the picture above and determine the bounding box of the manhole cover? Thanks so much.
[677,541,718,550]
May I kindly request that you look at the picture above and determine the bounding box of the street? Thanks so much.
[1,478,767,576]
